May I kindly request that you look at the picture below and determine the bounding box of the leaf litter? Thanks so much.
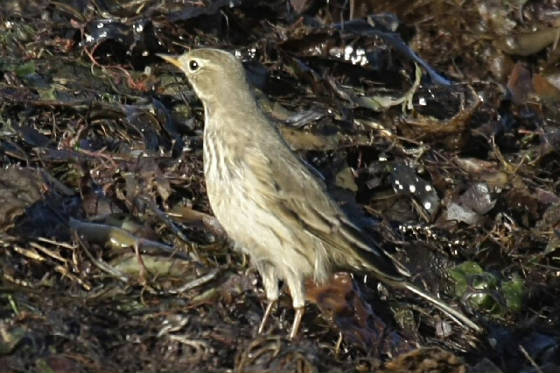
[1,0,560,371]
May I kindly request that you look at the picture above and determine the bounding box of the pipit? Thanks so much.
[158,49,482,338]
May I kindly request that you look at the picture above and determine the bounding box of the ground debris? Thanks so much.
[1,0,560,372]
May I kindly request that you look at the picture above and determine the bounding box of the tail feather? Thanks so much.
[399,281,482,332]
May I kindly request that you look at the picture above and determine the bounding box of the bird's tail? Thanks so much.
[396,280,483,332]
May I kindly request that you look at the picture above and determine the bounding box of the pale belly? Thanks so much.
[203,141,316,280]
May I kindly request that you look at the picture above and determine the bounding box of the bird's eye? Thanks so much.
[189,60,199,71]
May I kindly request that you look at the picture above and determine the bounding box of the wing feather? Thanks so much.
[244,139,404,281]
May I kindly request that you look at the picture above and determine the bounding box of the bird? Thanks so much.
[157,48,482,339]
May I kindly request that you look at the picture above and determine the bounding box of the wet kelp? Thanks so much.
[1,0,560,372]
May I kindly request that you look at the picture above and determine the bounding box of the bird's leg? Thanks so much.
[289,307,305,340]
[257,262,279,334]
[258,301,275,335]
[286,273,306,340]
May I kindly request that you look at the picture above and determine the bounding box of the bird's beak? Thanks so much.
[156,53,182,69]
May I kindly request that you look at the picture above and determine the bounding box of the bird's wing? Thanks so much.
[245,139,404,281]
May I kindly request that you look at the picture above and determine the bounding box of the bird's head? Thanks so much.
[158,48,248,105]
